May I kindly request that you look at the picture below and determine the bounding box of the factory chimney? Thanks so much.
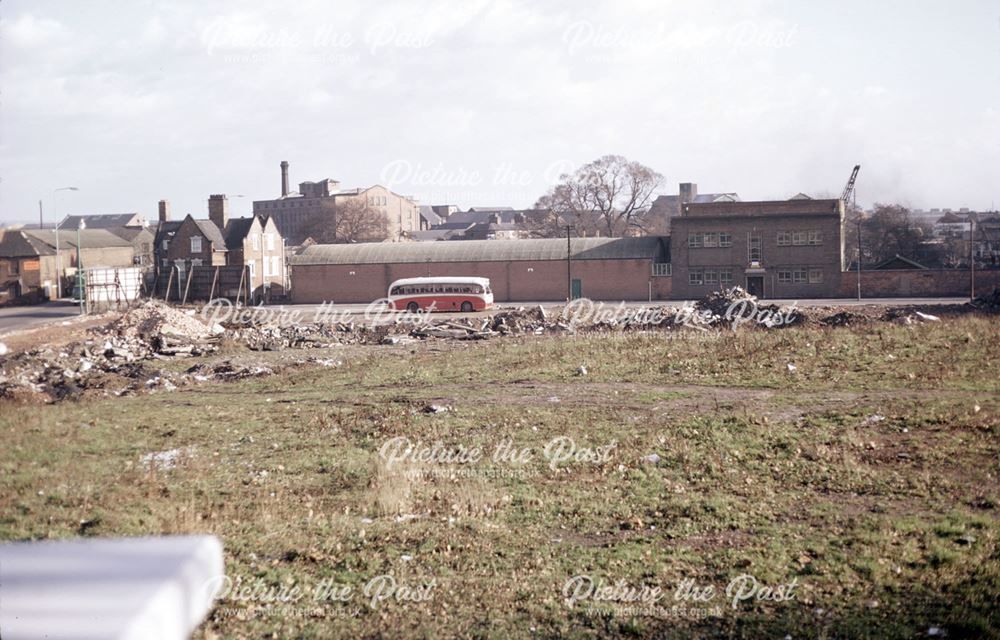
[280,161,290,197]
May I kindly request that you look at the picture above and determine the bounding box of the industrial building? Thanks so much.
[289,237,671,303]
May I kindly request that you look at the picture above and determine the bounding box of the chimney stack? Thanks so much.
[158,199,171,223]
[679,183,698,204]
[280,160,290,197]
[208,194,229,230]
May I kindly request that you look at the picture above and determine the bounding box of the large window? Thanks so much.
[651,263,671,277]
[777,268,820,284]
[688,232,732,248]
[778,230,823,246]
[688,268,731,285]
[749,232,762,262]
[190,236,202,253]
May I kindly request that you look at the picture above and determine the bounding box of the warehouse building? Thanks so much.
[670,198,846,299]
[289,237,671,303]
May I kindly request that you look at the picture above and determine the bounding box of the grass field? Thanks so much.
[1,317,998,638]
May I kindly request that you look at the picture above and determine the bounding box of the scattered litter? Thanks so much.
[644,453,662,464]
[0,342,7,356]
[576,365,588,376]
[140,446,194,471]
[421,404,450,414]
[786,363,797,373]
[915,311,940,322]
[862,414,886,427]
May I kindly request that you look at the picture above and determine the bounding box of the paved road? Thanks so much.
[0,302,82,335]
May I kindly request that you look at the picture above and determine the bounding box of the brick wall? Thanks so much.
[291,259,672,304]
[838,269,1000,297]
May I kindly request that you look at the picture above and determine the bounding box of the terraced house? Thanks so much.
[154,195,286,299]
[670,198,845,299]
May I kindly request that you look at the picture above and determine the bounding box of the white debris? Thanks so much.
[862,414,886,427]
[644,453,662,464]
[0,342,8,356]
[140,447,194,471]
[786,363,797,373]
[576,365,588,376]
[915,312,940,322]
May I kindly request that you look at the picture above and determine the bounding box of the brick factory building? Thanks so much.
[670,198,846,299]
[253,161,420,245]
[289,237,671,303]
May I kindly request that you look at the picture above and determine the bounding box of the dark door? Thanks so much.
[746,276,764,298]
[571,279,583,299]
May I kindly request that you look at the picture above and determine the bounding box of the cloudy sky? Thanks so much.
[1,0,998,224]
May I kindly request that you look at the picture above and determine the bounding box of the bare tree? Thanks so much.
[300,199,389,244]
[533,155,663,237]
[846,203,934,266]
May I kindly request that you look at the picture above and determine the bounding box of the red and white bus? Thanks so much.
[387,277,494,312]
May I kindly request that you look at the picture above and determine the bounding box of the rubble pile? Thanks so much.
[692,286,803,329]
[820,310,870,327]
[101,300,221,357]
[971,287,1000,311]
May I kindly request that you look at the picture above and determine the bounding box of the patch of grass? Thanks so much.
[0,318,997,638]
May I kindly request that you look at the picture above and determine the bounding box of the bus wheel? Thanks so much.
[460,301,474,312]
[407,302,419,313]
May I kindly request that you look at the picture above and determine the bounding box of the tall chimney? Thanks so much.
[280,161,290,197]
[208,194,229,230]
[158,199,171,223]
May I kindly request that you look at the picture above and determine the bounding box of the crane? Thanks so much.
[841,164,860,203]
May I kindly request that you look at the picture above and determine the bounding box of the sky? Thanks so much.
[1,0,998,224]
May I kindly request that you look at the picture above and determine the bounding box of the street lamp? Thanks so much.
[76,219,86,314]
[53,186,80,299]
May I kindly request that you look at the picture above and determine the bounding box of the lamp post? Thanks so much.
[76,219,86,314]
[53,186,80,299]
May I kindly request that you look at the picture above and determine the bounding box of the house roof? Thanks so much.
[419,206,443,226]
[873,254,928,270]
[192,219,227,249]
[292,236,669,265]
[223,217,257,250]
[58,213,145,230]
[108,226,154,242]
[0,229,48,257]
[20,229,134,252]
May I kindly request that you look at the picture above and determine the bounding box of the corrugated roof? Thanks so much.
[58,213,144,229]
[291,237,667,265]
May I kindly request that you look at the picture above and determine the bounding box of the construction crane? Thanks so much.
[841,164,860,203]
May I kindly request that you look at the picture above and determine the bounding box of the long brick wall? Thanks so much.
[837,269,1000,298]
[291,259,672,303]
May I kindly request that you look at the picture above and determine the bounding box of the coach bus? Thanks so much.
[387,277,494,313]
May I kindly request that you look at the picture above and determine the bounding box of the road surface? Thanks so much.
[0,302,82,335]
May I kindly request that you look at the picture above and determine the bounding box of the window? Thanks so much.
[247,260,255,280]
[161,239,169,251]
[777,270,792,284]
[190,236,202,252]
[688,270,703,285]
[777,231,791,246]
[252,234,260,251]
[272,256,281,276]
[266,233,275,251]
[688,233,702,248]
[651,263,671,277]
[719,268,733,285]
[749,232,762,262]
[719,232,732,247]
[792,231,807,246]
[704,270,719,284]
[793,269,807,283]
[808,269,823,283]
[703,233,718,247]
[808,231,823,245]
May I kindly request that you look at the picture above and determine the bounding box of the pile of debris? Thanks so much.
[0,301,229,402]
[971,287,1000,311]
[100,299,222,357]
[691,286,802,329]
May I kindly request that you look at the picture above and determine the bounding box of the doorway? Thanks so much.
[746,276,764,298]
[571,279,583,299]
